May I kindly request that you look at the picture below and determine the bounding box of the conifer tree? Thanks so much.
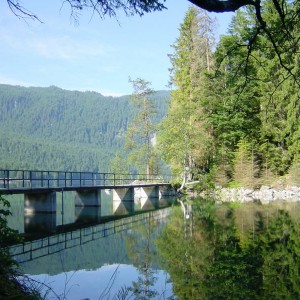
[158,7,216,187]
[110,152,129,174]
[287,157,300,186]
[126,78,157,177]
[232,139,259,187]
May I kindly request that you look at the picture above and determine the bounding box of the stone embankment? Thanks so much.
[215,186,300,203]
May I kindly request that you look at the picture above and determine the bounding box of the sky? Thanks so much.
[0,0,233,96]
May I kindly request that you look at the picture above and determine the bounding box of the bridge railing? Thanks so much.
[0,169,171,191]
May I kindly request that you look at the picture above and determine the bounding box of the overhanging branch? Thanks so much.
[7,0,42,22]
[188,0,255,12]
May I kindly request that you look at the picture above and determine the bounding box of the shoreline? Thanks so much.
[213,186,300,204]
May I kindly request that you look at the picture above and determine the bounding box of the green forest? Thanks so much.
[0,84,169,172]
[158,1,300,188]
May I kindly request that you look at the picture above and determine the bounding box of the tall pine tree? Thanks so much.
[158,7,216,187]
[126,78,158,176]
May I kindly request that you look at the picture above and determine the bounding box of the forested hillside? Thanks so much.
[0,84,169,172]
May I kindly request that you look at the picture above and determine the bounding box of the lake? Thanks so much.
[8,196,300,299]
[7,192,176,299]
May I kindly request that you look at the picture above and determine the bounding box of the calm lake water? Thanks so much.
[7,192,176,299]
[7,195,300,299]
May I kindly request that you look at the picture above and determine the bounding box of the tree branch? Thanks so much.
[188,0,255,12]
[63,0,166,19]
[7,0,42,22]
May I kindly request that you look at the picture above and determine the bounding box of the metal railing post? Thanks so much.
[2,170,5,188]
[6,170,9,189]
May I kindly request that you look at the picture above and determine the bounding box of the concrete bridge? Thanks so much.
[0,169,176,214]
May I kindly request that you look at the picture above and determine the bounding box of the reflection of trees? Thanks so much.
[156,200,300,299]
[256,210,300,299]
[125,217,161,299]
[156,205,211,299]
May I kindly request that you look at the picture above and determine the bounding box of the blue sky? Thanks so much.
[0,0,233,96]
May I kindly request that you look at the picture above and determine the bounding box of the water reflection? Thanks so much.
[11,208,174,299]
[75,206,102,224]
[156,199,300,300]
[126,213,162,298]
[4,191,175,239]
[25,213,56,235]
[28,264,170,300]
[11,196,300,299]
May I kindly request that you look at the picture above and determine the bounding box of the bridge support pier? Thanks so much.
[75,190,101,207]
[134,186,159,210]
[112,188,134,214]
[25,192,56,214]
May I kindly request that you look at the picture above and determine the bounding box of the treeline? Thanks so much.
[158,2,300,187]
[0,84,169,172]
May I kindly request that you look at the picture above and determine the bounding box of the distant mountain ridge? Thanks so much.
[0,84,169,172]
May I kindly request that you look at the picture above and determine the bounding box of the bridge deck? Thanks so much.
[0,182,171,195]
[0,169,172,195]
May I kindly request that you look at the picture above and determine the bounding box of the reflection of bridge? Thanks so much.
[10,208,171,264]
[0,169,176,214]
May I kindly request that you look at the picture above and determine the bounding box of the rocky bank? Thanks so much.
[215,186,300,204]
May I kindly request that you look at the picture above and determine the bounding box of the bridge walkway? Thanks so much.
[0,169,172,195]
